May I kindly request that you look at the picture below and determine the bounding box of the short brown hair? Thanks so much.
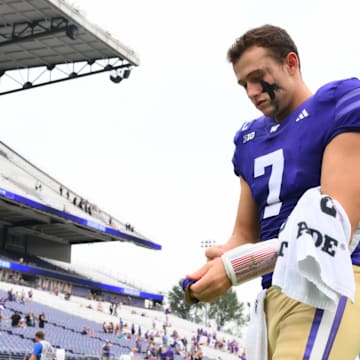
[35,330,45,340]
[227,24,300,68]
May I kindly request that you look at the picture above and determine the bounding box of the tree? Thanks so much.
[167,282,204,322]
[207,288,247,328]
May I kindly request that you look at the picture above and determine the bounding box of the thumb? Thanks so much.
[205,246,226,260]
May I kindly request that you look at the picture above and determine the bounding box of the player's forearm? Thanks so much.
[207,176,260,255]
[228,227,259,248]
[221,238,279,286]
[206,229,258,261]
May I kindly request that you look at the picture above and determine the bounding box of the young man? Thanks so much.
[11,310,21,327]
[101,340,113,360]
[38,312,46,328]
[29,330,55,360]
[186,25,360,359]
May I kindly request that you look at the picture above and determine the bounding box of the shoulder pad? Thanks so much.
[315,77,360,103]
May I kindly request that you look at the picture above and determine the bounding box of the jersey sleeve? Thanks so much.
[232,119,258,178]
[32,343,42,355]
[325,78,360,143]
[232,129,244,177]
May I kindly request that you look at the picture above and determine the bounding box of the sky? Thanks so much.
[2,0,360,305]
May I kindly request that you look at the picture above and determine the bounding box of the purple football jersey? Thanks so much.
[232,77,360,288]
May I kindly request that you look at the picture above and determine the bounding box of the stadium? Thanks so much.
[0,1,245,359]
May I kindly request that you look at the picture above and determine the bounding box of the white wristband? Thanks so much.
[221,239,280,286]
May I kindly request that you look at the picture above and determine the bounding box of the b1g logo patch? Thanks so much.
[243,131,255,143]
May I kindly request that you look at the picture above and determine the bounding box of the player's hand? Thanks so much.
[205,241,237,260]
[205,244,230,261]
[185,257,231,303]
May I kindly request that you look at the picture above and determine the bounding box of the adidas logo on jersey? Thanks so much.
[295,108,309,122]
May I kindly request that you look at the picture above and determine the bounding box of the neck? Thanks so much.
[275,82,312,122]
[293,82,313,108]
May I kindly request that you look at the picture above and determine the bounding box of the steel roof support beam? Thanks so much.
[0,16,78,47]
[0,60,132,96]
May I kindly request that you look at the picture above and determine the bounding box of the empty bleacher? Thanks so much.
[0,287,151,358]
[42,258,149,293]
[0,281,244,360]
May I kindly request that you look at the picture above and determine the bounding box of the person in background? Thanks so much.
[29,330,55,360]
[101,340,113,360]
[38,312,46,328]
[11,310,21,327]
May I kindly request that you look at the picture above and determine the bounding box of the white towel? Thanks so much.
[246,289,268,360]
[272,186,355,311]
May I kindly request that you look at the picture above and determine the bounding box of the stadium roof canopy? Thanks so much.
[0,0,140,95]
[0,186,161,251]
[0,140,162,254]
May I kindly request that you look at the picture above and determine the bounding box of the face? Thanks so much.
[233,46,295,120]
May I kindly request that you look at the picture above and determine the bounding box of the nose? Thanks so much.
[246,81,262,98]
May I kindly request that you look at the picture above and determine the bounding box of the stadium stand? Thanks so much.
[0,140,148,240]
[0,249,163,308]
[41,259,147,293]
[0,281,245,360]
[0,107,163,306]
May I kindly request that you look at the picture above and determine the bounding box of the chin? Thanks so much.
[262,103,282,119]
[261,108,275,118]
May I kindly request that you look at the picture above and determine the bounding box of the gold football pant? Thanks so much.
[264,266,360,360]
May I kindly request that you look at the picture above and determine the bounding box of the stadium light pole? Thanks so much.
[200,240,217,328]
[200,240,216,249]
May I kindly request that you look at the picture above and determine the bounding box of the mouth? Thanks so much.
[255,99,267,109]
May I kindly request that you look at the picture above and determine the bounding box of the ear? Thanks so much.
[285,52,299,75]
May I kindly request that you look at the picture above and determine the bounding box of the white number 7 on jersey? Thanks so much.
[254,149,284,219]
